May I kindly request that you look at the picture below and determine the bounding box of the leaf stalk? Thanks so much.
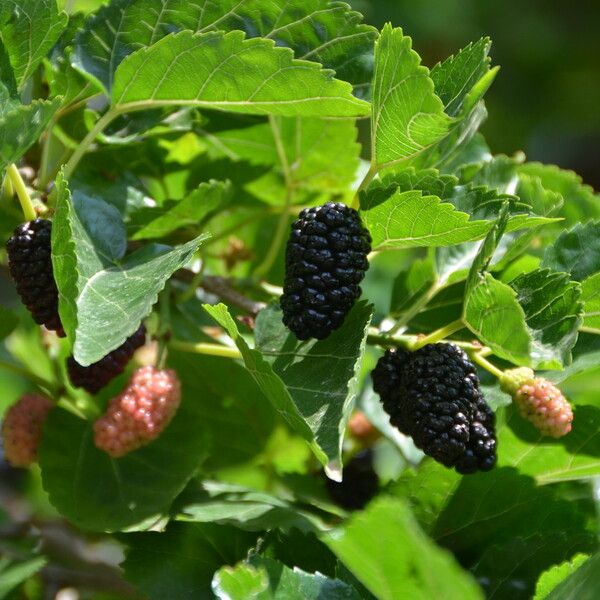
[7,164,36,221]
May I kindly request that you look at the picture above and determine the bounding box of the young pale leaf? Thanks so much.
[51,174,207,365]
[430,38,492,118]
[255,302,372,478]
[213,556,361,600]
[0,98,60,172]
[323,497,483,600]
[542,554,600,600]
[131,180,232,240]
[498,404,600,484]
[542,221,600,282]
[533,554,590,600]
[111,31,370,118]
[371,25,452,170]
[73,0,376,95]
[581,273,600,333]
[0,0,67,88]
[122,523,258,600]
[39,402,209,532]
[509,269,582,369]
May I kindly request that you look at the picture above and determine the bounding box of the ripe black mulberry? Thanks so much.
[6,219,64,335]
[372,343,497,474]
[67,325,146,394]
[280,202,371,340]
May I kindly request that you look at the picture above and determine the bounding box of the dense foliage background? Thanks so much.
[0,1,599,599]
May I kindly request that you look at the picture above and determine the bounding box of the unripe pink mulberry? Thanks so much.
[501,368,573,438]
[2,394,53,467]
[93,366,181,458]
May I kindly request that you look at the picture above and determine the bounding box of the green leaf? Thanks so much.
[543,221,600,282]
[0,98,59,172]
[519,162,600,225]
[176,481,322,533]
[255,302,372,477]
[430,38,492,118]
[359,174,554,251]
[462,205,532,365]
[213,562,269,599]
[0,557,46,599]
[509,269,582,369]
[111,31,370,118]
[213,556,361,600]
[390,257,436,317]
[534,554,590,600]
[323,497,483,600]
[581,273,600,333]
[208,117,360,194]
[371,25,452,170]
[204,302,373,476]
[464,272,531,365]
[73,0,376,95]
[395,463,596,600]
[543,553,600,600]
[498,405,600,484]
[39,402,209,531]
[51,173,207,366]
[131,179,231,240]
[122,522,258,600]
[0,0,67,88]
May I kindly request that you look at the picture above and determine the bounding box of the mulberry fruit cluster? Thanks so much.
[326,450,379,510]
[280,202,371,340]
[372,343,497,474]
[67,325,146,394]
[2,394,52,467]
[6,219,63,335]
[93,366,181,458]
[501,368,573,438]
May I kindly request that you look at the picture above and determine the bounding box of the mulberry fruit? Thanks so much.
[2,394,52,467]
[326,450,379,510]
[280,202,371,340]
[372,344,497,474]
[93,366,181,458]
[67,325,146,394]
[6,219,64,335]
[501,368,573,438]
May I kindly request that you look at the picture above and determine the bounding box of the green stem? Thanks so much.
[470,352,504,379]
[7,164,36,221]
[253,115,293,279]
[169,340,242,359]
[579,326,600,335]
[386,282,441,336]
[0,359,58,395]
[63,108,121,179]
[411,319,465,350]
[177,265,205,304]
